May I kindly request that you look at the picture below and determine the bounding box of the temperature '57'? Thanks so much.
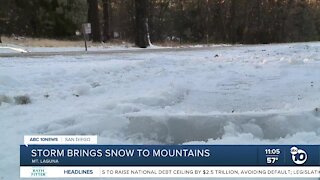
[266,157,279,164]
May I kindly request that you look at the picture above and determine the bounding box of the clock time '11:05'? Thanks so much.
[265,149,280,164]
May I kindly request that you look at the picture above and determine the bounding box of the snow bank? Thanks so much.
[126,108,320,144]
[1,42,320,179]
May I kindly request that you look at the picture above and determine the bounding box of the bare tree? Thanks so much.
[135,0,150,48]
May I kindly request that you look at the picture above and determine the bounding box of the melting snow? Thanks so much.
[1,42,320,179]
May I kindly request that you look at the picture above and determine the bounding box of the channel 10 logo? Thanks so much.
[290,146,307,165]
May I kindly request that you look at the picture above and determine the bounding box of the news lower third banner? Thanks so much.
[20,136,320,178]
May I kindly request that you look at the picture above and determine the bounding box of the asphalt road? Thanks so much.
[0,46,235,58]
[0,47,213,57]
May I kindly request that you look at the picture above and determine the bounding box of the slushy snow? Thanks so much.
[0,42,320,179]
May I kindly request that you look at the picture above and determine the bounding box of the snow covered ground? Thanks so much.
[0,42,320,179]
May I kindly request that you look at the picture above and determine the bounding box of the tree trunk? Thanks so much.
[87,0,101,42]
[135,0,150,48]
[102,0,110,42]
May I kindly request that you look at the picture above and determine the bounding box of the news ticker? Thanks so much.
[20,166,320,178]
[20,135,320,178]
